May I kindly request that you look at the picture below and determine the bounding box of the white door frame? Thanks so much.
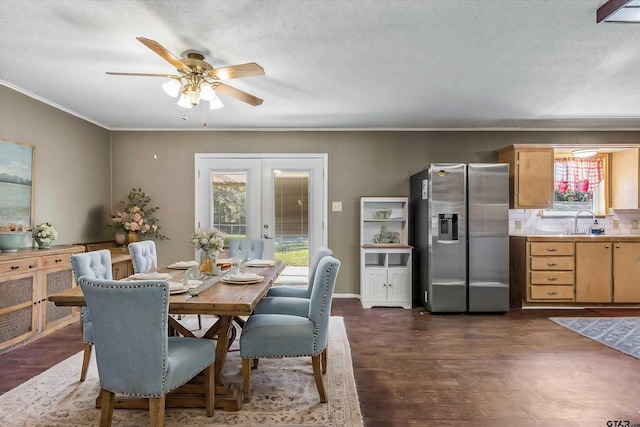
[194,153,328,258]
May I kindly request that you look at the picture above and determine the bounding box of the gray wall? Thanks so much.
[111,130,640,295]
[4,85,640,295]
[0,86,112,245]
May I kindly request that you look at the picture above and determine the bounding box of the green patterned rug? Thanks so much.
[550,317,640,359]
[0,316,362,426]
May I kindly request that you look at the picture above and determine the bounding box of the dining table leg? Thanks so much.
[211,314,243,411]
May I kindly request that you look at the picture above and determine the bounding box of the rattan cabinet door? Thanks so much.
[41,265,75,330]
[0,271,37,351]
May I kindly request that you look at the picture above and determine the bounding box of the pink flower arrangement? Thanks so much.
[108,188,168,240]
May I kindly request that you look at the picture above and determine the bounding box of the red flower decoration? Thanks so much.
[558,181,568,193]
[576,180,589,193]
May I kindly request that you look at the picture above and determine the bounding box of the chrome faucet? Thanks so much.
[574,210,595,234]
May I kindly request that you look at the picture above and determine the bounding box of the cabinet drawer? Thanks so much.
[0,258,39,276]
[530,285,574,300]
[530,242,574,256]
[530,256,574,271]
[41,253,72,269]
[530,271,574,285]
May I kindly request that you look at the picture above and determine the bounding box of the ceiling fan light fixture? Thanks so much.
[209,94,224,110]
[162,78,181,97]
[182,84,201,106]
[572,148,598,158]
[200,82,216,101]
[177,93,192,109]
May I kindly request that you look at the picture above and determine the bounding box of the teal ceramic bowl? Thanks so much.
[0,232,30,252]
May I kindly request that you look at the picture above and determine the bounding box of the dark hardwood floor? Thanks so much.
[2,299,640,426]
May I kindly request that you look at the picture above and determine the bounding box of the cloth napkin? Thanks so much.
[168,281,185,291]
[185,279,203,288]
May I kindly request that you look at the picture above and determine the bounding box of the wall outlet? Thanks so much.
[332,201,342,212]
[515,220,522,230]
[613,219,620,229]
[633,220,638,229]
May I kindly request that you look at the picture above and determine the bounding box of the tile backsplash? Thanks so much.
[509,209,640,236]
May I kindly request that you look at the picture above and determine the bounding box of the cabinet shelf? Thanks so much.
[360,197,412,309]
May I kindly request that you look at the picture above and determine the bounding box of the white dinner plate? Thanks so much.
[220,275,264,285]
[127,272,172,280]
[225,273,263,281]
[246,260,276,267]
[167,261,199,269]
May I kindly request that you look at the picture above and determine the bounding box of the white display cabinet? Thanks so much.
[360,197,412,309]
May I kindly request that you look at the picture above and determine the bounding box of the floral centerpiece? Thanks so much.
[32,222,58,248]
[190,227,225,273]
[108,188,168,242]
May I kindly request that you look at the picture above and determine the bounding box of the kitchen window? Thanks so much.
[552,155,607,215]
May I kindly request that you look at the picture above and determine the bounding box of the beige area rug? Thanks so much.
[0,316,363,427]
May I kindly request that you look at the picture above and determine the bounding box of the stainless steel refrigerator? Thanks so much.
[410,163,509,313]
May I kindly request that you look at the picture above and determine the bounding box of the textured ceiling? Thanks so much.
[1,0,639,131]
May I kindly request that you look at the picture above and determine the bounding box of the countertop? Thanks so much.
[510,234,640,242]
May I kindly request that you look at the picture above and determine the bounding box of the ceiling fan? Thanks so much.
[106,37,264,109]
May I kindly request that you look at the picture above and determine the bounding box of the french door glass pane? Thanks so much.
[274,170,309,266]
[212,172,247,238]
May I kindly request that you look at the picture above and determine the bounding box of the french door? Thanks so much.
[195,154,326,264]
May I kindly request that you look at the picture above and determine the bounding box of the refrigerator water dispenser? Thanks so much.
[438,214,458,241]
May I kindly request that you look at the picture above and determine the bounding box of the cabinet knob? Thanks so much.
[10,265,19,270]
[605,245,610,249]
[548,291,558,295]
[547,277,558,281]
[615,245,620,249]
[55,258,63,263]
[547,262,557,266]
[547,248,557,252]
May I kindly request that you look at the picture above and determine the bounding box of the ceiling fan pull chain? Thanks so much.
[203,104,207,128]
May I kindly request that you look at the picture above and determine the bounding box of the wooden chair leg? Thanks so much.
[321,347,327,374]
[242,358,252,403]
[149,395,165,427]
[99,388,115,427]
[80,343,92,382]
[312,354,327,403]
[204,364,215,417]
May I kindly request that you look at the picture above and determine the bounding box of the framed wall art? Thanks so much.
[0,139,35,227]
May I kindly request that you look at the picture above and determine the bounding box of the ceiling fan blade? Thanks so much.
[213,82,263,106]
[207,62,265,80]
[136,37,189,69]
[106,72,181,78]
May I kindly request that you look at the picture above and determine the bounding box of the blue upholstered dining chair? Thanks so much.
[266,246,333,299]
[128,240,157,274]
[228,238,264,260]
[239,255,340,403]
[78,276,216,426]
[70,250,113,382]
[129,239,203,330]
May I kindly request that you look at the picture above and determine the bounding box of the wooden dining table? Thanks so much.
[48,260,284,411]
